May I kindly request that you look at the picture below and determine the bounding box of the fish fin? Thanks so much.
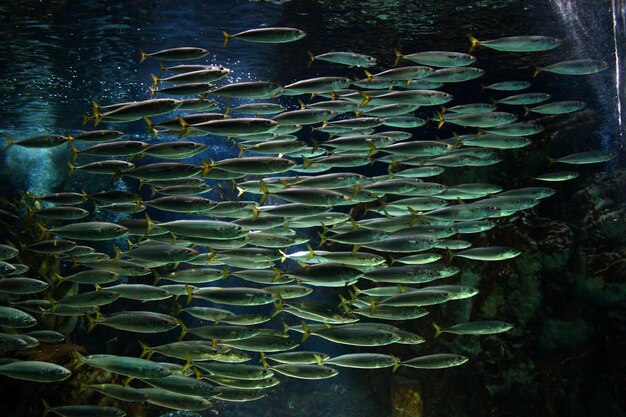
[467,34,480,53]
[223,31,231,47]
[393,49,404,67]
[433,322,443,338]
[122,376,134,387]
[139,49,149,63]
[307,51,315,67]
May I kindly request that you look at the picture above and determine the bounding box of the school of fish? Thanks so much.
[0,26,612,415]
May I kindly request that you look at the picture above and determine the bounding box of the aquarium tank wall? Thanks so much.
[0,1,624,416]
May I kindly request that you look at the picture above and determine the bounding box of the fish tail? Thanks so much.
[306,51,315,67]
[223,31,231,47]
[364,69,374,80]
[148,85,156,97]
[236,141,245,158]
[271,266,283,282]
[67,162,75,176]
[314,354,325,365]
[391,355,401,372]
[221,265,230,279]
[251,205,260,221]
[523,105,530,117]
[150,73,159,87]
[433,322,443,338]
[467,34,480,52]
[53,273,65,288]
[436,112,445,129]
[81,114,90,126]
[42,399,51,417]
[70,146,79,162]
[393,49,403,67]
[306,244,315,260]
[4,135,14,150]
[178,320,188,340]
[452,132,463,148]
[86,312,99,333]
[338,294,351,312]
[547,156,557,167]
[310,137,320,152]
[185,284,194,305]
[236,186,246,198]
[138,340,152,359]
[259,179,269,204]
[144,212,154,238]
[367,142,378,158]
[139,49,149,63]
[200,159,213,176]
[92,100,102,127]
[533,65,542,78]
[359,92,371,107]
[479,83,486,93]
[301,320,312,342]
[260,352,269,368]
[71,350,86,369]
[144,117,154,135]
[158,62,166,77]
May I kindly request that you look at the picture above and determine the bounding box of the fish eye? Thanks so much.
[265,120,274,126]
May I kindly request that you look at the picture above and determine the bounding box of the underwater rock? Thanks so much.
[390,377,423,417]
[566,170,626,247]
